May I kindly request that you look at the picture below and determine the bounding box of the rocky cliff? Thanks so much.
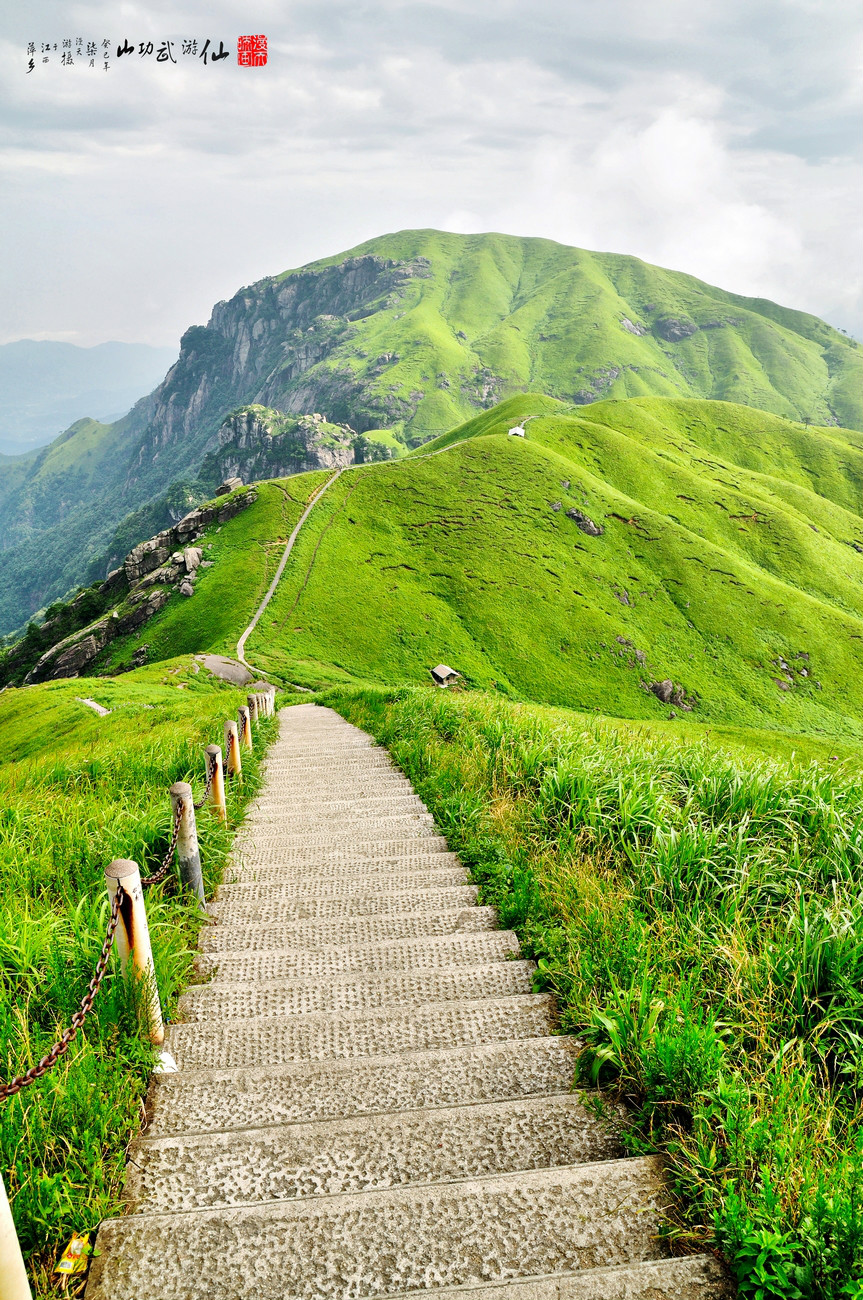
[2,487,256,686]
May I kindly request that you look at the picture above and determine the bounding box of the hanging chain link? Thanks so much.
[1,740,223,1104]
[139,802,184,887]
[0,738,236,1102]
[193,752,217,809]
[0,886,125,1102]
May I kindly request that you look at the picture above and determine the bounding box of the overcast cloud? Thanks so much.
[1,0,860,346]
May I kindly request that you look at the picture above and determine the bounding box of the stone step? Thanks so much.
[195,929,521,983]
[126,1094,624,1214]
[365,1256,732,1299]
[225,848,458,883]
[215,864,469,900]
[252,785,417,806]
[255,769,413,788]
[247,794,427,818]
[207,884,479,925]
[199,905,497,953]
[147,1037,579,1138]
[166,994,554,1069]
[179,960,535,1020]
[236,817,440,848]
[231,837,450,867]
[239,806,434,837]
[85,1157,668,1300]
[264,753,396,773]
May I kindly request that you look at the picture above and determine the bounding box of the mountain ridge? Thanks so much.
[0,229,859,635]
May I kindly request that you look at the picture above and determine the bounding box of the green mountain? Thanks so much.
[0,230,859,636]
[17,394,860,744]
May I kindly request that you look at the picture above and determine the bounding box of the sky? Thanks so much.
[1,0,861,348]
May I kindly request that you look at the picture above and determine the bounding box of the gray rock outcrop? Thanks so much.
[25,489,256,683]
[565,508,604,537]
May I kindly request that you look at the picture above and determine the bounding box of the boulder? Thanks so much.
[116,589,169,633]
[565,508,604,537]
[654,316,697,342]
[124,533,174,583]
[216,477,243,496]
[183,547,203,572]
[651,679,674,703]
[99,567,128,598]
[179,581,195,597]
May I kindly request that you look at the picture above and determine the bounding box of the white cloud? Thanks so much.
[0,0,859,345]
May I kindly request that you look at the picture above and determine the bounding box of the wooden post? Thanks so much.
[206,744,226,821]
[263,689,274,717]
[104,860,164,1046]
[0,1170,32,1300]
[238,705,252,749]
[224,719,242,779]
[169,782,204,904]
[247,694,259,725]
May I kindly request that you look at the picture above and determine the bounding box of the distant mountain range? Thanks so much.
[0,229,859,636]
[0,339,177,454]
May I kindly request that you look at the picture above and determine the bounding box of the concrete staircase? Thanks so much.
[85,704,730,1300]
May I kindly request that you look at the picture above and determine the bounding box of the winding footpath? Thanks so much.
[86,705,731,1299]
[236,468,343,673]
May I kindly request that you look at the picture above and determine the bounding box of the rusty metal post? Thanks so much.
[206,744,226,821]
[247,694,259,726]
[238,705,252,749]
[104,860,165,1046]
[0,1170,32,1300]
[224,719,242,779]
[169,782,204,904]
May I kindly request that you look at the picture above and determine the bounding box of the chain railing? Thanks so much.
[0,685,275,1109]
[192,751,218,810]
[0,889,123,1104]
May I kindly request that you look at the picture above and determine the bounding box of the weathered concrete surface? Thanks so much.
[88,1159,669,1299]
[126,1095,626,1212]
[179,960,536,1020]
[367,1257,732,1299]
[87,704,730,1300]
[205,882,478,924]
[166,995,556,1069]
[197,903,499,953]
[194,930,522,982]
[147,1037,582,1137]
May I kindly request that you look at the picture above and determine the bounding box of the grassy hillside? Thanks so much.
[0,229,859,636]
[0,664,279,1294]
[246,395,863,739]
[97,394,863,744]
[322,684,863,1297]
[279,230,862,439]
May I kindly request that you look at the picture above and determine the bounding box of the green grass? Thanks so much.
[97,474,330,673]
[276,229,863,437]
[1,228,859,639]
[0,661,280,1295]
[239,395,863,742]
[322,684,863,1298]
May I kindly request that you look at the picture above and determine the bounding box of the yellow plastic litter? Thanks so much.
[55,1233,91,1275]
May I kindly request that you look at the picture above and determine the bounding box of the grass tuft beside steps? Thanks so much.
[322,684,863,1300]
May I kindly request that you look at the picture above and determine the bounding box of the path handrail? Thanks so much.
[0,691,273,1106]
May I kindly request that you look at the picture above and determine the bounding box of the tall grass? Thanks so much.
[0,678,277,1296]
[324,685,863,1299]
